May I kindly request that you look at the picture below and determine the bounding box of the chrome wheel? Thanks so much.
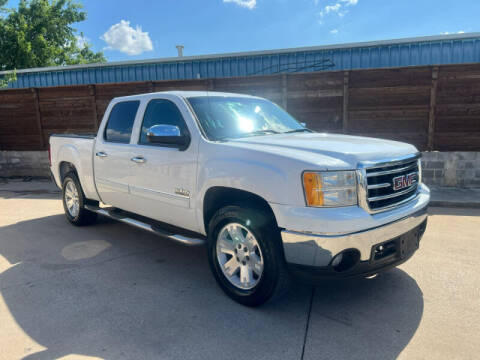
[64,179,80,218]
[216,223,264,290]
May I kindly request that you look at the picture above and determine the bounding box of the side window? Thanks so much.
[104,101,140,143]
[139,99,188,145]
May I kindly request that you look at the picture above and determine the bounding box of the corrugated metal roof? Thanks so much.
[2,32,480,89]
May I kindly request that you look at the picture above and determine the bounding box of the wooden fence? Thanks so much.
[1,63,480,151]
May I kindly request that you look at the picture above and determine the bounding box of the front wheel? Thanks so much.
[207,205,290,306]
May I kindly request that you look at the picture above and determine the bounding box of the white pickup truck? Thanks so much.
[50,91,429,306]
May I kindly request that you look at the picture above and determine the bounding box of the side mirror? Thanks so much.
[300,122,307,127]
[146,125,190,149]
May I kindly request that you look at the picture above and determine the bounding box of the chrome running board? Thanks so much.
[85,205,205,246]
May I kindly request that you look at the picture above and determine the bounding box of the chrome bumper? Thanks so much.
[281,205,428,267]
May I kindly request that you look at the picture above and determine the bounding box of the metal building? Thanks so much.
[2,32,480,89]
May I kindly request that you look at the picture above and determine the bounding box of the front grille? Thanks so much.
[365,157,420,211]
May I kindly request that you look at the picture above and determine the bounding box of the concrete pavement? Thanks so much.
[0,181,479,359]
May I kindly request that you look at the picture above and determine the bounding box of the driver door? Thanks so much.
[127,97,198,231]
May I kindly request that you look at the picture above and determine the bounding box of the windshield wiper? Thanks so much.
[283,128,312,134]
[216,129,280,141]
[247,129,280,136]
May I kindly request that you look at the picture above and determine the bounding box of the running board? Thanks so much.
[85,205,205,246]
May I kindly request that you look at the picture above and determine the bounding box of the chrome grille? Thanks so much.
[362,156,420,212]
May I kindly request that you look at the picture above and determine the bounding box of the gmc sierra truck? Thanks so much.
[50,91,429,306]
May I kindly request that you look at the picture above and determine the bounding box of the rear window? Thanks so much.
[104,101,140,143]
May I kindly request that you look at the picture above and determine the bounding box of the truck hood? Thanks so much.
[225,132,418,169]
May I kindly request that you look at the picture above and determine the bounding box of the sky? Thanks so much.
[6,0,480,62]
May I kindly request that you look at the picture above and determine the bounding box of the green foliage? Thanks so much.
[0,0,106,74]
[0,70,17,88]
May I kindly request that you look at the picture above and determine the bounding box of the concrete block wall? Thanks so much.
[421,152,480,188]
[0,151,50,178]
[1,150,480,188]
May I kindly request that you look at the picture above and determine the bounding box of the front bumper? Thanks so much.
[286,217,427,280]
[281,202,428,270]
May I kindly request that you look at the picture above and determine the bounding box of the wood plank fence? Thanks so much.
[1,63,480,151]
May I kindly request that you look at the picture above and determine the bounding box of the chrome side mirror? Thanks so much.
[146,125,190,149]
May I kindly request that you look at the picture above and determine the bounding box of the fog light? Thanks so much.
[330,249,360,272]
[331,253,343,267]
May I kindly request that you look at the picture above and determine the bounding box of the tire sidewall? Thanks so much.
[207,206,282,306]
[62,173,86,224]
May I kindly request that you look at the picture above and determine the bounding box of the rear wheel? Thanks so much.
[207,205,290,306]
[62,172,97,226]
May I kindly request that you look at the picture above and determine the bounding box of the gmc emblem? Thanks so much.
[393,173,417,191]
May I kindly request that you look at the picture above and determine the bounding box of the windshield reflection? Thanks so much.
[187,96,309,140]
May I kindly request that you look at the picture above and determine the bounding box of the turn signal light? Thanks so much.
[303,172,324,206]
[303,171,357,207]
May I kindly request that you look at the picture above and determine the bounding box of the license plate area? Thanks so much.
[370,227,420,264]
[399,229,420,258]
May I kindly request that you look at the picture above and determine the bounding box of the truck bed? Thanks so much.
[49,134,99,201]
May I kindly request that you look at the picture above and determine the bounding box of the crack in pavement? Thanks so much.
[300,286,315,360]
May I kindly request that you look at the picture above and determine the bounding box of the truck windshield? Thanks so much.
[187,96,307,141]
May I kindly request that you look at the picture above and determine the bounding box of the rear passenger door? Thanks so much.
[93,100,140,210]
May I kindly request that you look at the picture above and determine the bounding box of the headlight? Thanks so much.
[303,171,357,207]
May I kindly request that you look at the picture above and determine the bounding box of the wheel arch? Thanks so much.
[55,144,84,188]
[202,186,279,235]
[59,161,78,182]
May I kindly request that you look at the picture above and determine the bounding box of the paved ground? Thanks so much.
[0,180,479,360]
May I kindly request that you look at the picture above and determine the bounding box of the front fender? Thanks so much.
[197,157,289,203]
[194,156,290,234]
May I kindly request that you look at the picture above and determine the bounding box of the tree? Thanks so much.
[0,70,16,88]
[0,0,106,73]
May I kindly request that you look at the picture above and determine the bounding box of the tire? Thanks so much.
[62,172,98,226]
[207,205,290,306]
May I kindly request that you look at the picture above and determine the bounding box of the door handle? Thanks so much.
[131,156,146,164]
[96,151,108,158]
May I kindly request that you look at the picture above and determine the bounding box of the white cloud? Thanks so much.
[319,0,358,17]
[325,3,341,13]
[101,20,153,56]
[319,3,343,17]
[223,0,256,9]
[330,29,339,34]
[341,0,358,5]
